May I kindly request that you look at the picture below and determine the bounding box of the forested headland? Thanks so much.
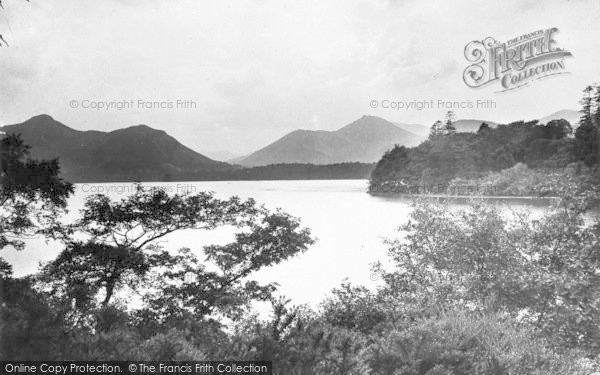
[370,85,600,203]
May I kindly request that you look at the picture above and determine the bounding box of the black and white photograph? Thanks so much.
[1,0,600,374]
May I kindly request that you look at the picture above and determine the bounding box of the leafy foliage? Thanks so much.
[4,194,600,373]
[41,184,314,318]
[370,84,600,198]
[142,209,314,322]
[0,134,73,250]
[376,199,600,355]
[371,119,579,191]
[447,162,600,207]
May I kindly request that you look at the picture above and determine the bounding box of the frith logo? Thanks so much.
[463,28,572,92]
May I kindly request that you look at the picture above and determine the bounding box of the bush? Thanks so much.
[366,311,597,375]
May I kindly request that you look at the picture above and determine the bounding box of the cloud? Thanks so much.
[0,0,598,152]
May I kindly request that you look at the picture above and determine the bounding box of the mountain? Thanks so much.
[237,116,425,167]
[393,122,430,136]
[227,154,250,164]
[537,109,580,126]
[204,150,241,162]
[447,110,581,134]
[1,115,233,182]
[453,119,499,133]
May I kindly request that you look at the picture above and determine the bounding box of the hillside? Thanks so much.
[393,122,430,136]
[1,115,233,182]
[205,150,241,162]
[369,118,588,194]
[448,110,580,134]
[238,115,425,166]
[537,109,580,126]
[452,119,499,133]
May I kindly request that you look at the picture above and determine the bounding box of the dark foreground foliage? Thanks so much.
[2,193,600,373]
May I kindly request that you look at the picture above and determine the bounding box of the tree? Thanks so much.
[71,184,258,251]
[594,84,600,165]
[43,241,168,309]
[575,86,600,166]
[321,283,387,334]
[580,86,594,126]
[369,145,410,191]
[545,119,572,139]
[43,185,314,315]
[0,270,72,359]
[0,257,12,279]
[0,0,30,47]
[365,310,586,375]
[0,134,73,250]
[428,112,456,139]
[368,109,592,194]
[477,122,491,134]
[594,84,600,128]
[428,120,444,139]
[141,208,314,322]
[376,200,600,355]
[443,110,457,135]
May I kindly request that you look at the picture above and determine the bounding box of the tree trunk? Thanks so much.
[102,277,117,306]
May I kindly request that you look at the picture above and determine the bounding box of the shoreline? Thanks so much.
[368,191,562,202]
[70,180,564,203]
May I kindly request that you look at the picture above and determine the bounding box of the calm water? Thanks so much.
[5,180,555,309]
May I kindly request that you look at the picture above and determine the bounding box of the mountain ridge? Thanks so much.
[237,115,426,166]
[537,109,580,126]
[1,115,232,182]
[2,110,582,181]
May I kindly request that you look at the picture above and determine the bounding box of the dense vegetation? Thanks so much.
[0,134,74,251]
[2,105,600,373]
[370,85,600,200]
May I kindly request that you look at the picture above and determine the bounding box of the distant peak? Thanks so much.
[9,114,76,134]
[113,124,167,136]
[22,114,69,128]
[121,124,157,132]
[359,115,382,121]
[550,109,578,114]
[338,115,395,132]
[27,114,55,122]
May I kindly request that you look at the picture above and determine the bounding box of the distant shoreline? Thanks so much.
[369,191,561,202]
[67,176,372,183]
[69,180,562,203]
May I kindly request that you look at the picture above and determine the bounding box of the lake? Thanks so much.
[4,179,556,310]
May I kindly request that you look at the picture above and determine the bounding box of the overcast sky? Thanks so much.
[1,0,599,154]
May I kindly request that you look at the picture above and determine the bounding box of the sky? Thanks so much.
[0,0,599,155]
